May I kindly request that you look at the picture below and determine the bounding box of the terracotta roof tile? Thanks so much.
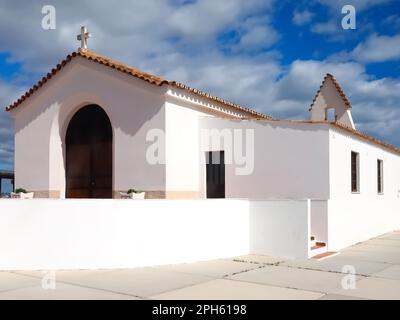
[5,49,271,119]
[331,121,400,155]
[5,50,398,155]
[309,73,352,111]
[78,49,168,86]
[169,81,269,119]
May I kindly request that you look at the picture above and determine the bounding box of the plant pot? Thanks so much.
[11,192,34,199]
[129,192,145,199]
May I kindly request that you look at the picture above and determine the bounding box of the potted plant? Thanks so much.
[11,188,35,199]
[119,189,145,199]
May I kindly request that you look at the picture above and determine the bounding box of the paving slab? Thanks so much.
[229,255,285,265]
[282,256,390,276]
[364,239,400,247]
[46,267,213,298]
[12,269,115,282]
[371,265,400,280]
[0,283,139,300]
[150,279,323,300]
[0,272,41,293]
[228,265,364,294]
[338,249,400,264]
[379,233,400,240]
[345,243,400,253]
[333,277,400,300]
[318,294,368,300]
[156,259,259,278]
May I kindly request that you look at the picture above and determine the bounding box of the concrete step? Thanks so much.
[309,242,327,258]
[312,251,339,261]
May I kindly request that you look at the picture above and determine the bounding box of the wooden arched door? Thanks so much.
[66,105,112,198]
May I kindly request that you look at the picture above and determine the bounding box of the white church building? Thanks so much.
[2,33,400,268]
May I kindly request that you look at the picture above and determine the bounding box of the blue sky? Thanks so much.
[0,0,400,191]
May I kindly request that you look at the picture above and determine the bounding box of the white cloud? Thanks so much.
[0,0,276,73]
[239,25,278,48]
[292,10,313,26]
[350,33,400,63]
[0,80,23,169]
[168,0,242,38]
[0,0,400,172]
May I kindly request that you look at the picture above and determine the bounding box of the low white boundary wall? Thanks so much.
[328,198,400,251]
[250,200,310,258]
[0,199,311,270]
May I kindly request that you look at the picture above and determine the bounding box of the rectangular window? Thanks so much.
[377,159,383,194]
[351,151,359,193]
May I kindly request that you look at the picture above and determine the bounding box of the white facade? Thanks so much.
[12,57,166,198]
[10,55,253,199]
[198,118,400,251]
[327,127,400,250]
[199,118,330,199]
[6,49,400,258]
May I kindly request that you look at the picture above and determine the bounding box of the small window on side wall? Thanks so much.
[351,151,360,193]
[377,159,384,194]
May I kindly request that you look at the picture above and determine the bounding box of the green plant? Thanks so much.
[127,189,143,194]
[15,188,28,194]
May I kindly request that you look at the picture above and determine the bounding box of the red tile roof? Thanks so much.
[5,49,271,119]
[5,50,398,154]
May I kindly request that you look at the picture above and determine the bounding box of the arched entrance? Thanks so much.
[65,105,112,198]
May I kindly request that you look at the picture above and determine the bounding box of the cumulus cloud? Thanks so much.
[292,10,313,26]
[231,16,280,53]
[0,0,400,173]
[237,25,279,49]
[0,0,276,74]
[349,33,400,63]
[0,80,23,170]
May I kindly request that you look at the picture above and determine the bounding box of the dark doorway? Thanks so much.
[66,105,112,198]
[206,151,225,198]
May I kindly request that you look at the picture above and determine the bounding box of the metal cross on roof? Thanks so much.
[77,26,91,50]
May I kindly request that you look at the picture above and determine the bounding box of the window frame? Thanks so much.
[377,159,384,194]
[351,151,360,193]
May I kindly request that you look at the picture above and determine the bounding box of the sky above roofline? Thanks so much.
[1,0,400,177]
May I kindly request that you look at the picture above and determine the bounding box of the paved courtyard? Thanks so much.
[1,231,400,300]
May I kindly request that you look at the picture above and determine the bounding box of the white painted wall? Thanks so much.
[11,57,167,196]
[164,98,212,196]
[11,57,252,198]
[199,118,330,199]
[310,77,355,129]
[249,200,310,259]
[328,127,400,251]
[0,199,311,270]
[310,200,328,244]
